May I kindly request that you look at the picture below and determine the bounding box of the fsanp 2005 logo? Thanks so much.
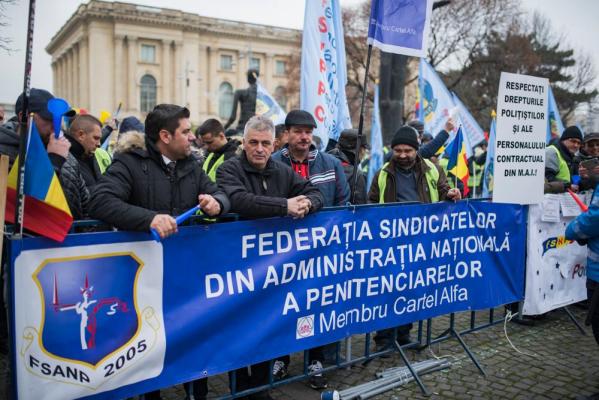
[15,242,166,400]
[296,315,314,339]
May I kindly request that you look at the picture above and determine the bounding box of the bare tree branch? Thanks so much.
[0,0,17,52]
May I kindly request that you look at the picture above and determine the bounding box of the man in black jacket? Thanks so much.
[91,104,229,238]
[91,104,229,400]
[60,115,103,219]
[327,129,368,204]
[217,115,323,218]
[217,115,323,399]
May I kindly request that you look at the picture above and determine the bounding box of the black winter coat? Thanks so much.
[60,137,107,220]
[60,153,91,220]
[90,134,230,231]
[327,148,367,205]
[216,152,324,218]
[0,118,20,168]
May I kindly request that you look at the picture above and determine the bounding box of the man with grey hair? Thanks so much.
[218,115,323,218]
[217,115,323,398]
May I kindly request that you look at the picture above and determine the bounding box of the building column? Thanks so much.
[67,49,74,103]
[173,41,183,105]
[51,62,58,95]
[264,54,273,89]
[61,54,67,100]
[197,44,208,117]
[207,46,215,115]
[55,58,62,98]
[113,35,125,110]
[62,50,69,100]
[161,39,172,103]
[79,38,89,109]
[73,44,80,106]
[127,35,138,112]
[237,49,245,89]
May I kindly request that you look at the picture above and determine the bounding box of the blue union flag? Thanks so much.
[367,0,434,57]
[35,254,142,366]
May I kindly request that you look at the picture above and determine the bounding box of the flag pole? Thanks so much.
[351,44,373,204]
[14,0,37,237]
[472,162,477,199]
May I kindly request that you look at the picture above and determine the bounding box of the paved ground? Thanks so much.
[3,307,598,399]
[162,306,599,400]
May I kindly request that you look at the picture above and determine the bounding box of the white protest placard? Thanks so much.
[493,72,548,204]
[523,203,587,315]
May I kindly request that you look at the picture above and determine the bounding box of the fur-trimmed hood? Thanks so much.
[113,131,146,154]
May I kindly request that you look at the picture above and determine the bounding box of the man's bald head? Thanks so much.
[69,115,102,156]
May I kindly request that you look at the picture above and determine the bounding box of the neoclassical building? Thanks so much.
[46,1,300,124]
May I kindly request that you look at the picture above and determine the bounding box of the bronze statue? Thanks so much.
[224,69,259,133]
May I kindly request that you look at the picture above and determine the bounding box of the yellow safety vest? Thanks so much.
[438,158,454,189]
[202,153,226,182]
[468,162,484,188]
[548,145,571,182]
[377,159,439,204]
[94,147,112,174]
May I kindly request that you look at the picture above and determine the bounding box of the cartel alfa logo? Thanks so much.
[296,315,315,339]
[22,252,162,390]
[542,236,573,256]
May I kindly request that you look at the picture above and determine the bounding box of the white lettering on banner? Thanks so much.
[494,72,548,204]
[200,208,516,341]
[302,261,481,311]
[208,210,511,302]
[318,284,469,334]
[205,269,255,298]
[240,213,497,259]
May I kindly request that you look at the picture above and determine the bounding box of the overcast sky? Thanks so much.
[0,0,598,105]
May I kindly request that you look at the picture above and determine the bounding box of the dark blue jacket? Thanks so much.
[566,184,599,283]
[272,144,350,207]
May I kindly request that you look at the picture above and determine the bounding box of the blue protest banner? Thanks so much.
[11,202,525,399]
[367,0,434,57]
[300,0,351,148]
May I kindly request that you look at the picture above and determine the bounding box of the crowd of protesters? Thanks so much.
[1,86,598,399]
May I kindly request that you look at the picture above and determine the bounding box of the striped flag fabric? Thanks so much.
[5,122,73,241]
[447,127,470,197]
[482,113,496,198]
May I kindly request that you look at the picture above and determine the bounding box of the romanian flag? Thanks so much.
[5,123,73,241]
[446,127,470,197]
